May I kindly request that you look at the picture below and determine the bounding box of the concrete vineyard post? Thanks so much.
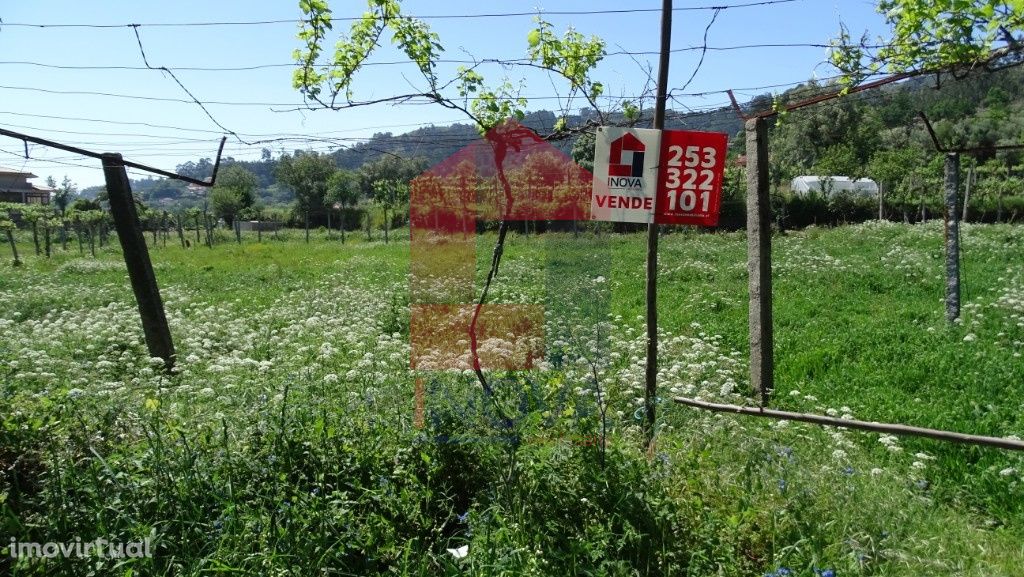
[944,152,961,323]
[878,182,884,220]
[745,117,773,406]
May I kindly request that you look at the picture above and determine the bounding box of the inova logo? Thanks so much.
[606,132,645,189]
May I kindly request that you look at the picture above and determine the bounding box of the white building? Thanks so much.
[790,176,879,198]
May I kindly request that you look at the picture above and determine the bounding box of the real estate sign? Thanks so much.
[590,126,662,223]
[592,126,728,226]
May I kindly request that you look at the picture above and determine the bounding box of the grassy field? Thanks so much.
[1,222,1023,576]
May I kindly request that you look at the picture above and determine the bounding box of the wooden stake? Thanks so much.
[643,0,674,447]
[176,215,186,248]
[745,117,773,406]
[102,153,176,370]
[962,165,970,225]
[414,378,425,429]
[6,229,20,266]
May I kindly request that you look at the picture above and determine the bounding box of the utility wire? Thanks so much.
[0,44,883,73]
[3,103,738,153]
[0,84,666,106]
[0,1,804,28]
[676,8,722,94]
[0,146,103,171]
[130,25,242,142]
[0,111,479,138]
[25,110,747,158]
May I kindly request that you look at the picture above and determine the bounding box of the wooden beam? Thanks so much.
[674,397,1024,452]
[102,153,176,370]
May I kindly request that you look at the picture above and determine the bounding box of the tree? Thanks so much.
[0,204,20,266]
[143,178,186,202]
[354,155,423,243]
[183,207,203,246]
[44,175,77,251]
[326,169,359,243]
[356,155,426,198]
[571,132,596,172]
[370,178,408,244]
[293,0,608,132]
[209,165,258,229]
[275,151,335,242]
[770,83,884,174]
[18,205,46,256]
[868,147,926,219]
[75,209,106,257]
[831,0,1024,82]
[70,197,102,212]
[45,176,75,216]
[175,158,214,181]
[291,0,614,441]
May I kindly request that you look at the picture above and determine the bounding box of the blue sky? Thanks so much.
[0,1,889,188]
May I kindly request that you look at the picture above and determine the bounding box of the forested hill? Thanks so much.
[77,65,1023,213]
[328,106,743,171]
[77,104,741,206]
[763,64,1024,194]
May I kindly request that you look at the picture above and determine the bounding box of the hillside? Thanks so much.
[76,66,1024,222]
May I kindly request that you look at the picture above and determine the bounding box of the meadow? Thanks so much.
[1,221,1023,576]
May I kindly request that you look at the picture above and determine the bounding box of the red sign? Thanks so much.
[654,130,728,226]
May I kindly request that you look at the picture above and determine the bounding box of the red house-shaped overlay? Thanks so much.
[409,121,593,372]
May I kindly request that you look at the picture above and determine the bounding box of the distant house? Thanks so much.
[790,176,879,198]
[0,168,54,204]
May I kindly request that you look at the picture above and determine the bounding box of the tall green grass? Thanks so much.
[0,221,1022,575]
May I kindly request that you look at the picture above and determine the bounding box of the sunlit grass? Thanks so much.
[0,221,1022,575]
